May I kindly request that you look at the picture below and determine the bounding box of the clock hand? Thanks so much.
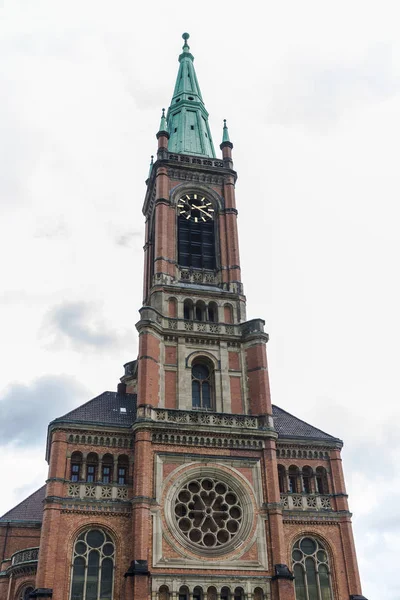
[192,205,212,218]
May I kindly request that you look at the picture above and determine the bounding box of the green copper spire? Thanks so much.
[222,119,231,144]
[166,33,216,158]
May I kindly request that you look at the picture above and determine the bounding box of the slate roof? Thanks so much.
[272,405,340,442]
[52,391,137,428]
[0,486,45,522]
[52,390,338,442]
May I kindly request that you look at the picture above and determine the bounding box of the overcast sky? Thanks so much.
[1,1,399,598]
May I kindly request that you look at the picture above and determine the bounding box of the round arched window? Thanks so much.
[292,537,333,600]
[70,529,115,600]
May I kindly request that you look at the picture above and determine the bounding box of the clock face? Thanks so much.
[177,194,215,222]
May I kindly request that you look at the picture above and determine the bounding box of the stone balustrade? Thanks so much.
[11,548,39,566]
[67,483,128,501]
[280,493,333,511]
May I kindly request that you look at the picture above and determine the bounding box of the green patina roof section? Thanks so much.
[166,33,216,158]
[222,119,231,143]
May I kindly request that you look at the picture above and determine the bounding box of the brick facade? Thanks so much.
[0,34,367,600]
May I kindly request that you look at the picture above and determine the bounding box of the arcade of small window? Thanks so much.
[70,529,114,600]
[69,452,129,485]
[292,537,333,600]
[178,212,216,270]
[277,465,329,494]
[191,362,213,410]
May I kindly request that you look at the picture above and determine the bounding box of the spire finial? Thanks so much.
[222,118,231,143]
[158,107,168,134]
[147,155,154,180]
[182,32,190,51]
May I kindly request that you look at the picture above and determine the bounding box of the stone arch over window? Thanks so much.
[193,586,204,600]
[70,528,115,600]
[184,298,194,320]
[220,587,231,600]
[159,585,170,600]
[288,465,300,493]
[195,300,206,321]
[117,454,129,485]
[70,451,83,482]
[302,465,313,493]
[277,464,286,493]
[207,586,218,600]
[316,466,329,494]
[191,358,214,410]
[168,297,178,317]
[292,536,333,600]
[178,585,190,600]
[234,587,244,600]
[253,588,264,600]
[207,301,218,322]
[86,453,98,483]
[17,585,35,600]
[224,303,234,324]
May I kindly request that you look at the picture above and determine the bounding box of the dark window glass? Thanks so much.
[192,363,213,410]
[71,557,85,600]
[100,558,113,600]
[102,467,111,484]
[178,214,216,270]
[118,468,127,485]
[87,465,96,483]
[71,464,80,482]
[294,564,307,600]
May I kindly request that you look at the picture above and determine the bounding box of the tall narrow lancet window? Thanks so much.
[292,537,333,600]
[178,203,216,270]
[70,529,114,600]
[192,362,213,410]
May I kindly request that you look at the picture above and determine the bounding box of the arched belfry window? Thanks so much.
[70,529,114,600]
[192,361,213,410]
[292,537,333,600]
[178,198,216,269]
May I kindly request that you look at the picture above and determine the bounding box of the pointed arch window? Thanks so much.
[70,529,114,600]
[192,361,213,410]
[178,211,216,270]
[292,537,333,600]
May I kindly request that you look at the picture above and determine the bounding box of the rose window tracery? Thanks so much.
[174,477,243,549]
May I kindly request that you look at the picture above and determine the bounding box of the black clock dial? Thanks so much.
[177,193,215,222]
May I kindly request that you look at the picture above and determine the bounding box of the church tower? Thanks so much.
[0,33,368,600]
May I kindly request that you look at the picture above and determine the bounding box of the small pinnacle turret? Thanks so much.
[147,155,154,180]
[221,119,232,147]
[166,33,216,158]
[158,108,168,136]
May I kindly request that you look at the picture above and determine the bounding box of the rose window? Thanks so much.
[174,477,243,549]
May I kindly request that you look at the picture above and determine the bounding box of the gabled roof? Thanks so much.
[51,391,137,428]
[272,405,340,442]
[0,486,45,522]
